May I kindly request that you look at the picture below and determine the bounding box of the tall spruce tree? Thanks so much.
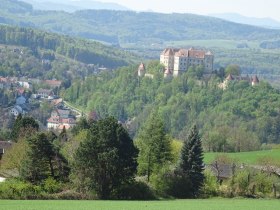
[137,112,172,182]
[179,125,204,197]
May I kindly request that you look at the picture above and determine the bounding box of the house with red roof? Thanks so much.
[47,108,76,130]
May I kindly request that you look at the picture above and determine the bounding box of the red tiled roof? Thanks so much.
[58,124,71,130]
[61,118,75,124]
[47,116,60,123]
[187,49,205,59]
[252,75,259,83]
[138,62,145,71]
[226,74,234,81]
[161,48,180,56]
[44,80,62,87]
[174,49,188,57]
[17,88,25,95]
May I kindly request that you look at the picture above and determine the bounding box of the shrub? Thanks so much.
[233,170,250,196]
[202,169,219,197]
[150,166,192,198]
[0,179,42,199]
[254,172,273,195]
[113,181,156,200]
[43,177,63,194]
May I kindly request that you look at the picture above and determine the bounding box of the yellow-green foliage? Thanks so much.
[62,129,89,164]
[0,138,28,171]
[202,169,219,197]
[170,139,183,163]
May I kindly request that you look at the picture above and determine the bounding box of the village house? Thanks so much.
[160,47,214,77]
[47,108,76,130]
[36,88,54,99]
[10,95,30,117]
[18,81,32,90]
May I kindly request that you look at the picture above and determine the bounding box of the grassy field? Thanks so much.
[165,39,261,49]
[0,199,279,210]
[204,149,280,164]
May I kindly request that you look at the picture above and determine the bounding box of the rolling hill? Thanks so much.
[22,0,130,13]
[0,24,139,80]
[3,0,280,77]
[1,0,280,46]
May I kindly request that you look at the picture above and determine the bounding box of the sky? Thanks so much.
[91,0,280,21]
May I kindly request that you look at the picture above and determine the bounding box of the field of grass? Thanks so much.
[0,199,279,210]
[165,39,261,49]
[204,149,280,164]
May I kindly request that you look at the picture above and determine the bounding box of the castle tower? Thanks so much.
[251,75,259,86]
[138,62,146,77]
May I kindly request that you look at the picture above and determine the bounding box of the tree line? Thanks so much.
[0,114,204,199]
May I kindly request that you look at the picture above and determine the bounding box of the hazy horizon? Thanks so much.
[72,0,280,21]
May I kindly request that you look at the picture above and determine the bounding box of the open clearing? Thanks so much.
[204,149,280,164]
[0,199,279,210]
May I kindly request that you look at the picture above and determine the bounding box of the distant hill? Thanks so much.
[22,0,130,12]
[2,24,138,65]
[210,13,280,29]
[1,0,280,46]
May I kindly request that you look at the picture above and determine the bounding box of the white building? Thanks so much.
[10,105,25,117]
[160,48,214,77]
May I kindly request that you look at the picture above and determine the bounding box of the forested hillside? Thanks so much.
[0,25,138,68]
[64,62,280,151]
[1,0,280,45]
[2,0,280,76]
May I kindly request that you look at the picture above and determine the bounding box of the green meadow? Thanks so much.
[0,199,279,210]
[204,149,280,164]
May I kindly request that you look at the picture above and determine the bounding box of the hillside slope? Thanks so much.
[1,0,280,46]
[0,24,138,68]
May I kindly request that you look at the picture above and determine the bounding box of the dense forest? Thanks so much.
[0,44,94,80]
[64,62,280,151]
[0,25,138,68]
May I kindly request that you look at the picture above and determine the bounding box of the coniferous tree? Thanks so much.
[20,133,54,183]
[73,117,138,199]
[10,115,39,141]
[137,112,172,182]
[179,125,204,197]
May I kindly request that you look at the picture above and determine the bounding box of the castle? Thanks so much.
[219,74,260,89]
[160,48,214,77]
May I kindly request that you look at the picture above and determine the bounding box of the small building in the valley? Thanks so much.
[18,81,32,90]
[47,108,76,130]
[37,88,54,99]
[10,95,30,117]
[0,141,13,160]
